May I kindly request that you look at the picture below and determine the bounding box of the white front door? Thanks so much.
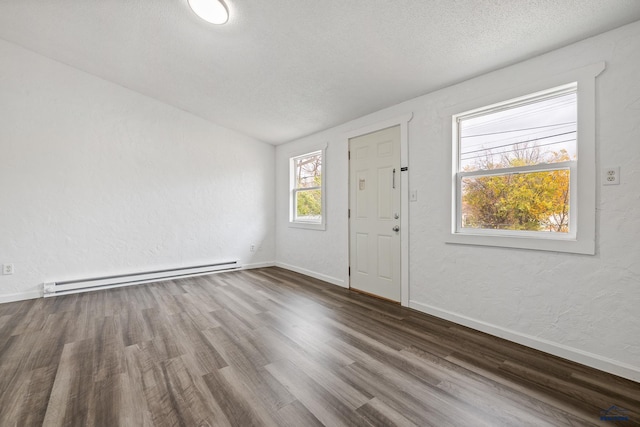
[349,125,401,302]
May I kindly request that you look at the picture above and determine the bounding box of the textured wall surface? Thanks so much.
[0,40,275,301]
[275,139,349,286]
[275,21,640,380]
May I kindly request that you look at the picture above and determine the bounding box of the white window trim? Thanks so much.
[446,62,605,255]
[288,145,327,230]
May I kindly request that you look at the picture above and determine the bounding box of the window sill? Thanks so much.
[288,221,326,231]
[446,232,594,255]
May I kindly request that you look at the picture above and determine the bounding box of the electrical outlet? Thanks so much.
[603,167,620,185]
[2,264,14,275]
[410,190,418,202]
[250,244,255,252]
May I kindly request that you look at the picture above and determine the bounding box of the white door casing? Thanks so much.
[349,125,401,302]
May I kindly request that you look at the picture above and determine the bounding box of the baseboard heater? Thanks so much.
[43,260,240,297]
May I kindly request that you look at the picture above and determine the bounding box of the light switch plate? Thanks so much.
[2,264,14,275]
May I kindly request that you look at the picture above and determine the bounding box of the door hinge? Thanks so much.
[348,267,351,276]
[348,209,350,218]
[348,151,351,160]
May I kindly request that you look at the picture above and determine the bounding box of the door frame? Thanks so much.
[344,113,413,307]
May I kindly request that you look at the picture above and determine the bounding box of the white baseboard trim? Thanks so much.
[275,262,347,288]
[0,290,42,304]
[409,300,640,383]
[241,261,276,270]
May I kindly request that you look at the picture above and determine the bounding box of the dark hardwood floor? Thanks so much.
[0,267,638,426]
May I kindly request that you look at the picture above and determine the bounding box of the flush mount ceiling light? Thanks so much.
[188,0,229,25]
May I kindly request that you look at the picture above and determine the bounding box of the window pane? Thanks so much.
[461,170,570,233]
[460,92,576,172]
[295,189,322,222]
[294,152,322,189]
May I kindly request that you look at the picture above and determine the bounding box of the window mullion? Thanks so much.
[459,161,575,179]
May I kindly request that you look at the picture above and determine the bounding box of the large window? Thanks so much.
[448,62,604,255]
[455,84,577,236]
[289,150,325,229]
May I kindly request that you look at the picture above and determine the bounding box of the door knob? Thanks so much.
[392,225,400,232]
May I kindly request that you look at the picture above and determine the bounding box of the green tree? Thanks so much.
[462,148,570,232]
[296,176,322,217]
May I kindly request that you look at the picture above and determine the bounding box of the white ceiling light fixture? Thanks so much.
[188,0,229,25]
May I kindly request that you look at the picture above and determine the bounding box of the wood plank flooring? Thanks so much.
[0,267,638,426]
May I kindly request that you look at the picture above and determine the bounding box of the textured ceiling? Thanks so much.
[1,1,640,144]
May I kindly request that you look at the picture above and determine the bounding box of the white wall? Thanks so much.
[0,39,275,302]
[275,139,349,286]
[276,21,640,381]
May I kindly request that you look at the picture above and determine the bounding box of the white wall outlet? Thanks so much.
[410,190,418,202]
[603,167,620,185]
[2,264,14,275]
[250,244,255,252]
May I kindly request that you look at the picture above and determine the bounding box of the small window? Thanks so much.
[455,85,577,237]
[290,150,325,229]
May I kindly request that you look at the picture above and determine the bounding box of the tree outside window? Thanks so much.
[291,151,323,224]
[456,87,577,235]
